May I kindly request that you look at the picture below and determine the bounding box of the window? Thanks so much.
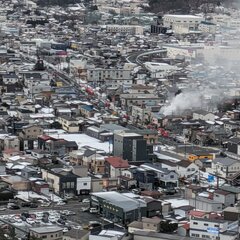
[170,175,175,179]
[204,223,208,226]
[202,235,210,238]
[192,233,200,237]
[214,224,219,227]
[193,222,198,225]
[83,183,87,186]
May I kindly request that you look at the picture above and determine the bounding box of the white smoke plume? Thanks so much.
[160,88,225,116]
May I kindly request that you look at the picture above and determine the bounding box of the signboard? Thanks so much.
[207,227,219,234]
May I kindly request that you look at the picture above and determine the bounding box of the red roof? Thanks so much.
[106,156,129,168]
[189,210,207,218]
[39,135,56,141]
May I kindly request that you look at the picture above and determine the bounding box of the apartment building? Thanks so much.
[87,68,132,88]
[105,25,143,35]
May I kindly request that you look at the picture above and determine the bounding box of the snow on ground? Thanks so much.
[49,133,113,153]
[164,198,189,209]
[16,191,62,203]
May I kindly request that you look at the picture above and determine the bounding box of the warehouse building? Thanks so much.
[90,191,147,225]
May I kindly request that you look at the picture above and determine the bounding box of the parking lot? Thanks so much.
[0,201,107,235]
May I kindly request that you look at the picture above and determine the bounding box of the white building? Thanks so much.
[76,177,91,195]
[105,25,144,35]
[87,68,132,88]
[163,14,204,34]
[164,44,204,60]
[144,62,179,78]
[190,217,238,240]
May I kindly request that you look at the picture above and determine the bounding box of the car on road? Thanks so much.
[82,198,90,203]
[56,201,66,206]
[21,202,31,207]
[8,205,20,210]
[41,202,50,207]
[89,208,98,214]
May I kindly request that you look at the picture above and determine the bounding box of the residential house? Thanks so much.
[41,168,90,196]
[58,116,79,133]
[128,217,161,233]
[131,167,156,190]
[219,185,240,201]
[29,226,63,240]
[176,160,199,178]
[227,137,240,155]
[18,125,43,150]
[141,163,179,188]
[192,110,215,122]
[189,197,222,212]
[69,150,84,165]
[79,105,95,118]
[31,180,49,195]
[38,135,78,156]
[0,135,20,151]
[2,73,19,85]
[2,175,29,191]
[90,154,105,174]
[213,189,235,207]
[105,156,130,178]
[210,157,240,179]
[21,166,39,179]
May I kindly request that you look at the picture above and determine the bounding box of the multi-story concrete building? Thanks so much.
[105,25,143,35]
[113,131,147,161]
[189,217,238,240]
[87,68,132,88]
[163,14,204,34]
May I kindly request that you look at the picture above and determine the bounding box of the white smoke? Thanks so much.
[160,91,202,116]
[160,88,225,116]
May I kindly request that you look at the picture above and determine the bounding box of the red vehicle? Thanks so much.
[158,128,169,137]
[86,86,94,95]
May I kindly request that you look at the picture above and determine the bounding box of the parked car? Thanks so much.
[30,203,38,208]
[8,205,20,210]
[89,208,98,213]
[21,202,31,207]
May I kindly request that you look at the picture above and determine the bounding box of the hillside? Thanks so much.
[148,0,229,14]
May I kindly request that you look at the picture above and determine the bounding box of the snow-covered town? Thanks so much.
[1,0,240,240]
